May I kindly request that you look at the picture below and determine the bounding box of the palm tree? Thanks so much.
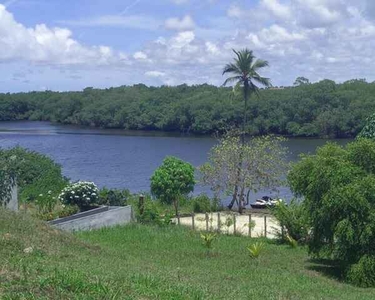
[223,49,271,144]
[222,49,271,213]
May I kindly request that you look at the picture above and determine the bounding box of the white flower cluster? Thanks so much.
[58,181,99,207]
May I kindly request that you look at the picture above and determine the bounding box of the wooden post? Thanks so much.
[233,214,236,235]
[264,215,267,238]
[138,194,145,216]
[205,212,209,231]
[249,214,252,237]
[192,214,195,230]
[177,214,181,225]
[217,212,221,233]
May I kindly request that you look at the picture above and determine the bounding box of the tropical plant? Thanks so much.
[247,242,266,259]
[150,156,195,216]
[222,49,272,144]
[200,232,217,255]
[58,181,99,211]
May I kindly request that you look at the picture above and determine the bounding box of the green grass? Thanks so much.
[1,208,375,299]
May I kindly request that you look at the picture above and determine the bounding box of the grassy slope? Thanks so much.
[1,209,375,299]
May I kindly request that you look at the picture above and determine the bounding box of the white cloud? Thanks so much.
[261,0,291,20]
[58,14,161,31]
[0,5,127,66]
[165,15,195,31]
[145,71,166,77]
[133,51,148,60]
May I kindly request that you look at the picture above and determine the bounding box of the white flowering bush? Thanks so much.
[58,181,99,210]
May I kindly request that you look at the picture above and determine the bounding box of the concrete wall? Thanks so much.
[2,185,18,211]
[50,205,133,232]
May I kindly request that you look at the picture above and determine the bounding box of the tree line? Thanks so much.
[0,78,374,138]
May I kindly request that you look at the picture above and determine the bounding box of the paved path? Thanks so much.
[175,212,281,239]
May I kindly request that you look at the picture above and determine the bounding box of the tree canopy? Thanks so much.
[0,79,374,138]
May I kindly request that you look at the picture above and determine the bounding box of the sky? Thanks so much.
[0,0,375,92]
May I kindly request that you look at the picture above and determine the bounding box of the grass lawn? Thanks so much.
[1,209,374,299]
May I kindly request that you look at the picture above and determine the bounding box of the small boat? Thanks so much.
[250,196,281,209]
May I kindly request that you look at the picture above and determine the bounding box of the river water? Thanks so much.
[0,121,351,205]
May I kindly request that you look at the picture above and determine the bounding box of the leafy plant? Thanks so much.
[288,139,375,286]
[247,242,266,259]
[98,187,130,206]
[200,232,217,255]
[271,199,310,244]
[192,194,211,213]
[58,181,99,211]
[151,156,195,216]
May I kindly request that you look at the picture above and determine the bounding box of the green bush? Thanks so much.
[271,199,310,244]
[58,181,99,211]
[288,139,375,286]
[192,194,211,213]
[98,187,130,206]
[347,255,375,287]
[0,147,68,205]
[357,113,375,139]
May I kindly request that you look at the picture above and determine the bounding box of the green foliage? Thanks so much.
[59,181,99,210]
[357,113,375,139]
[192,194,212,213]
[151,156,195,215]
[98,187,130,206]
[288,138,375,286]
[347,255,375,288]
[200,232,217,253]
[0,147,67,206]
[271,199,310,244]
[247,242,266,259]
[0,80,374,138]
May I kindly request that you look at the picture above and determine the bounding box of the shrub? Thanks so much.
[357,113,375,139]
[192,194,211,213]
[288,139,375,286]
[347,255,375,287]
[247,242,266,259]
[151,156,195,216]
[58,181,99,211]
[0,147,68,206]
[271,199,310,244]
[98,187,130,206]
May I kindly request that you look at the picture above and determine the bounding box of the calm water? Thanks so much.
[0,121,351,206]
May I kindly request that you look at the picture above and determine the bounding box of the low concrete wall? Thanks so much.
[50,205,133,232]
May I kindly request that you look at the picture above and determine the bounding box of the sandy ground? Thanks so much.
[174,212,281,239]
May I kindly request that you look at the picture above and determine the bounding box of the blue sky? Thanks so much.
[1,0,375,92]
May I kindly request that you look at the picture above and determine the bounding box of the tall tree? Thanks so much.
[294,76,310,86]
[222,49,271,144]
[222,49,271,212]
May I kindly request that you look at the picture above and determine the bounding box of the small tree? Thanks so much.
[151,156,195,216]
[357,113,375,139]
[288,139,375,286]
[200,133,288,213]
